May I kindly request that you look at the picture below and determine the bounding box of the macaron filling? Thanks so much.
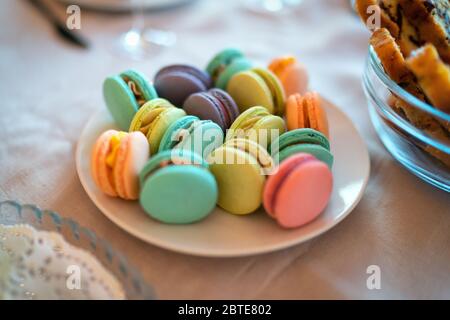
[137,107,166,136]
[104,131,128,190]
[224,140,274,171]
[199,93,229,129]
[121,75,146,107]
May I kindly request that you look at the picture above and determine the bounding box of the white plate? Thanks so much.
[57,0,195,12]
[76,99,370,257]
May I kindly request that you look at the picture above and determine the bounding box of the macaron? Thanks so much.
[268,56,309,97]
[226,106,286,149]
[208,138,274,215]
[183,88,239,132]
[103,70,158,130]
[269,128,334,168]
[226,68,285,115]
[129,98,186,154]
[206,48,253,89]
[154,64,212,106]
[286,92,329,137]
[263,153,333,228]
[159,115,224,159]
[91,130,149,200]
[139,150,217,224]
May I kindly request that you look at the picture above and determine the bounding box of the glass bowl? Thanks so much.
[0,200,156,300]
[363,46,450,192]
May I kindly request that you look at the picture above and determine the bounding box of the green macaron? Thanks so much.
[103,70,158,130]
[158,115,224,158]
[129,98,186,155]
[206,48,252,90]
[139,150,218,224]
[269,128,334,168]
[226,106,286,149]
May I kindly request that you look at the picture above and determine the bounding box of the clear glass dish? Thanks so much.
[363,46,450,192]
[0,200,155,300]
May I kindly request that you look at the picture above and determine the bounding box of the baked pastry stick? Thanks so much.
[354,0,399,38]
[370,28,450,166]
[406,44,450,114]
[399,0,450,64]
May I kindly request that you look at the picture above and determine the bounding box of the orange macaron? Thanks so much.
[91,130,149,200]
[268,56,308,97]
[286,92,329,138]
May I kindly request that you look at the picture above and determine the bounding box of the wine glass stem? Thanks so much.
[131,0,145,31]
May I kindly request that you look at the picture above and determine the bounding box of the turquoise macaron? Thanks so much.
[139,150,218,224]
[206,48,252,90]
[269,128,334,168]
[158,115,224,158]
[103,70,158,130]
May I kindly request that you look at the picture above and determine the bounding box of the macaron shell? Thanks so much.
[307,93,329,138]
[272,159,332,228]
[140,165,217,224]
[263,153,316,217]
[103,76,139,131]
[155,72,208,107]
[208,147,265,215]
[286,94,300,131]
[176,121,224,159]
[113,131,149,200]
[251,115,286,147]
[91,130,119,197]
[252,68,285,116]
[273,128,330,154]
[206,48,244,76]
[216,57,252,90]
[148,107,186,154]
[158,115,199,152]
[227,71,275,114]
[278,144,334,168]
[183,92,227,131]
[278,63,308,97]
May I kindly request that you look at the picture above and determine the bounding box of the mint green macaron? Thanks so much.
[158,115,224,159]
[139,150,218,224]
[269,128,334,168]
[103,70,158,130]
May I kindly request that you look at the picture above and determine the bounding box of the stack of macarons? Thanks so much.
[91,48,333,229]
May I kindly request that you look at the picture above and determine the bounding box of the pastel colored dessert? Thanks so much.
[268,56,309,97]
[226,68,285,115]
[208,138,274,215]
[0,224,125,299]
[91,130,149,200]
[183,88,239,132]
[269,128,334,168]
[158,115,224,159]
[139,150,217,224]
[206,48,253,89]
[129,98,186,154]
[286,92,329,137]
[103,70,158,130]
[154,64,212,106]
[225,106,286,149]
[263,153,333,228]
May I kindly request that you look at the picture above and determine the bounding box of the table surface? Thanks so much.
[1,0,449,299]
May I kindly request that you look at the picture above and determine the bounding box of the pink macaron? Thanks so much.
[263,153,333,228]
[91,130,149,200]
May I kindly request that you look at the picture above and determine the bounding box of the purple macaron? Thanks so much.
[183,88,239,132]
[154,65,212,107]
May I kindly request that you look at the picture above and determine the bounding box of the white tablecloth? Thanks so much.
[1,0,449,299]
